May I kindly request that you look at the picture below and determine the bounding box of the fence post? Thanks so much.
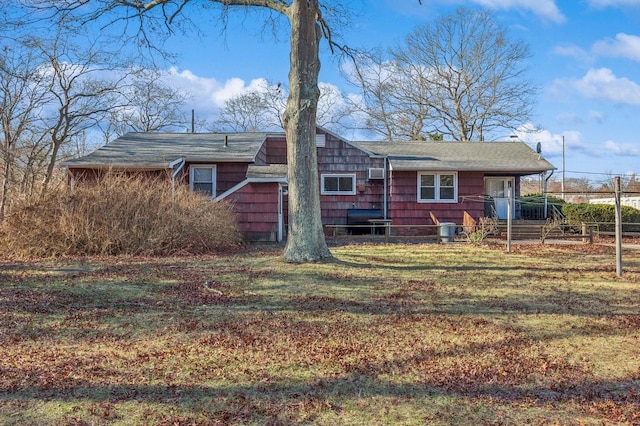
[615,177,623,277]
[506,189,512,253]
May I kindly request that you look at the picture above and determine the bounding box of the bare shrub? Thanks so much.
[464,216,499,244]
[0,172,242,257]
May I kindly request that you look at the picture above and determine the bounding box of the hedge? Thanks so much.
[562,203,640,232]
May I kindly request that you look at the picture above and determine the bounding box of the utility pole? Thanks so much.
[562,135,565,201]
[615,176,622,277]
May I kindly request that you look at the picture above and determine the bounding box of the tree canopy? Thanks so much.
[344,8,537,141]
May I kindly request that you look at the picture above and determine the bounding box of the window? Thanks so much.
[418,172,457,202]
[321,174,356,195]
[190,165,216,197]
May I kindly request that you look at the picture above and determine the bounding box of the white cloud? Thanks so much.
[604,140,640,156]
[516,124,640,163]
[515,123,588,156]
[553,68,640,105]
[552,44,594,64]
[164,67,222,112]
[472,0,565,23]
[159,68,363,134]
[588,0,640,7]
[592,33,640,62]
[160,68,279,126]
[213,77,270,104]
[110,68,276,132]
[164,67,269,106]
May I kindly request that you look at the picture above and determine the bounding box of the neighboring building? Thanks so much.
[62,128,555,241]
[590,196,640,210]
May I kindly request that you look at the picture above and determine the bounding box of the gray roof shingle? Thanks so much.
[353,141,555,173]
[63,132,555,175]
[246,164,288,180]
[62,132,269,169]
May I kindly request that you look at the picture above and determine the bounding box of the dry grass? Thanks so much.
[0,242,638,425]
[0,172,242,257]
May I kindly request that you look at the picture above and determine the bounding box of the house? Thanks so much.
[590,196,640,210]
[62,128,555,241]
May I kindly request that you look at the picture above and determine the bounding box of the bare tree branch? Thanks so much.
[344,7,537,142]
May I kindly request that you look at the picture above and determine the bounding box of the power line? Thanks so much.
[561,170,639,178]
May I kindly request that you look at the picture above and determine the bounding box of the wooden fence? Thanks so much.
[325,221,640,244]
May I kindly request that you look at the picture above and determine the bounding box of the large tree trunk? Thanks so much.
[281,0,331,263]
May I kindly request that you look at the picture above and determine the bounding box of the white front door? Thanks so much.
[485,177,515,219]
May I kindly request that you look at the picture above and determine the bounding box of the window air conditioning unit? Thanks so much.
[368,168,385,180]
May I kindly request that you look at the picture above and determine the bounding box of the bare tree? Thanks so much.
[22,0,357,262]
[33,34,130,194]
[213,80,285,132]
[316,82,353,133]
[0,27,132,202]
[215,90,277,132]
[104,69,190,138]
[213,80,351,133]
[343,51,433,140]
[346,8,537,141]
[599,172,640,195]
[0,42,50,220]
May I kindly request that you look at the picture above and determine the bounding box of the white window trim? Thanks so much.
[417,171,458,203]
[321,173,356,195]
[190,164,217,197]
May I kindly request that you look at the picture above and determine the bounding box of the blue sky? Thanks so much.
[135,0,640,183]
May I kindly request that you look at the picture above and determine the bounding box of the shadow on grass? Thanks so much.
[326,251,622,276]
[1,256,638,332]
[1,250,639,423]
[1,374,638,423]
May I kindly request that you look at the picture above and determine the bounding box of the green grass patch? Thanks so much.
[0,243,639,425]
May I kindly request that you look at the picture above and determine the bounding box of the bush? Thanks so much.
[464,216,498,244]
[0,173,243,257]
[562,203,640,232]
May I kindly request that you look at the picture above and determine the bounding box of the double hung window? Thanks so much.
[190,165,216,197]
[418,172,457,202]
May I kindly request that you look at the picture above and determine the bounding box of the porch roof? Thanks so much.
[353,141,555,174]
[246,164,288,180]
[62,132,268,169]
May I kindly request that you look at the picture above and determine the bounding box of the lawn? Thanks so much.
[0,242,638,425]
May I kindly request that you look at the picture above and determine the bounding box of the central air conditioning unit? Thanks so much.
[368,168,385,180]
